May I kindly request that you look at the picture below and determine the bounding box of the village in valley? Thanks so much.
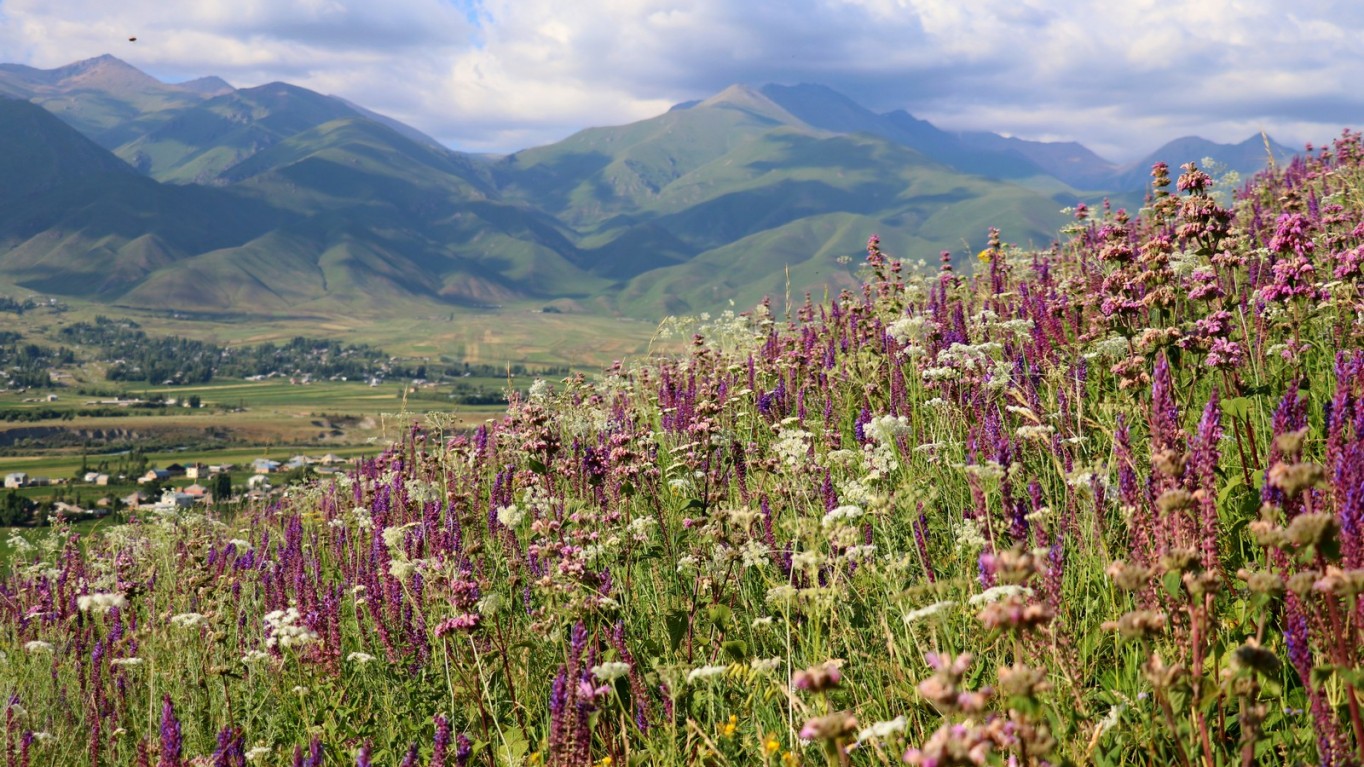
[2,450,359,525]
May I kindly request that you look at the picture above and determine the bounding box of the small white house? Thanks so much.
[4,472,26,489]
[252,458,281,474]
[285,455,314,470]
[138,469,171,484]
[149,491,196,513]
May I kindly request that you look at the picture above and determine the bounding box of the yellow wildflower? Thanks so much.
[721,714,738,739]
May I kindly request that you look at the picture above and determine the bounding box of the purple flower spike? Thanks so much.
[157,695,182,767]
[432,714,452,767]
[454,733,472,767]
[213,727,246,767]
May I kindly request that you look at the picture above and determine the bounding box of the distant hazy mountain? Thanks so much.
[758,83,1053,182]
[115,81,383,182]
[0,56,1301,320]
[1108,134,1296,192]
[952,131,1118,189]
[0,55,213,147]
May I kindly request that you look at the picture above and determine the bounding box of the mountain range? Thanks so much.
[0,55,1296,319]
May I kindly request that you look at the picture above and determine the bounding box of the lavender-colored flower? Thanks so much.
[1332,244,1364,279]
[433,613,481,636]
[1260,255,1323,303]
[1176,162,1213,193]
[1148,353,1183,454]
[1187,268,1223,300]
[1284,593,1345,764]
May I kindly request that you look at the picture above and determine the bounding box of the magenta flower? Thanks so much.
[1205,338,1244,370]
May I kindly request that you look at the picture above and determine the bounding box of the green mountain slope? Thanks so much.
[0,76,607,315]
[0,55,213,147]
[2,55,1296,323]
[494,85,813,224]
[0,98,138,199]
[114,82,373,182]
[219,116,494,205]
[214,117,604,305]
[491,86,1071,315]
[0,98,283,298]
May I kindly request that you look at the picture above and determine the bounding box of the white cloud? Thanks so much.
[0,0,1359,158]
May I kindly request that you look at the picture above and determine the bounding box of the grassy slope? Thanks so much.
[4,142,1363,764]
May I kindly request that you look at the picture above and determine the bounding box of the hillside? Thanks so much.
[0,56,1301,322]
[0,99,284,299]
[0,54,216,146]
[2,130,1361,765]
[491,85,1070,313]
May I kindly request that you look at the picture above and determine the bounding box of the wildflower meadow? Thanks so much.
[7,131,1364,766]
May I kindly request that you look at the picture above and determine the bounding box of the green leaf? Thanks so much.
[722,639,748,661]
[527,458,548,475]
[1223,397,1254,419]
[495,727,528,767]
[707,604,732,625]
[665,610,689,652]
[1218,478,1245,506]
[1162,570,1183,598]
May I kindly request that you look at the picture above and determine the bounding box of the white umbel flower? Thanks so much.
[591,662,631,682]
[77,593,127,614]
[686,665,729,684]
[903,601,956,624]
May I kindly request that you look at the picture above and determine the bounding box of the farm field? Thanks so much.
[2,298,661,369]
[0,374,512,515]
[0,376,510,451]
[5,137,1364,766]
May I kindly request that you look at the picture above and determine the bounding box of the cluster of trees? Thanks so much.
[0,331,74,389]
[4,317,575,392]
[59,319,431,385]
[0,490,35,526]
[56,319,574,386]
[0,296,46,315]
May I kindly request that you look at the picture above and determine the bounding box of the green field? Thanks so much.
[2,293,661,368]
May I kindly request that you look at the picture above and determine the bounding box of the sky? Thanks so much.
[0,0,1359,161]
